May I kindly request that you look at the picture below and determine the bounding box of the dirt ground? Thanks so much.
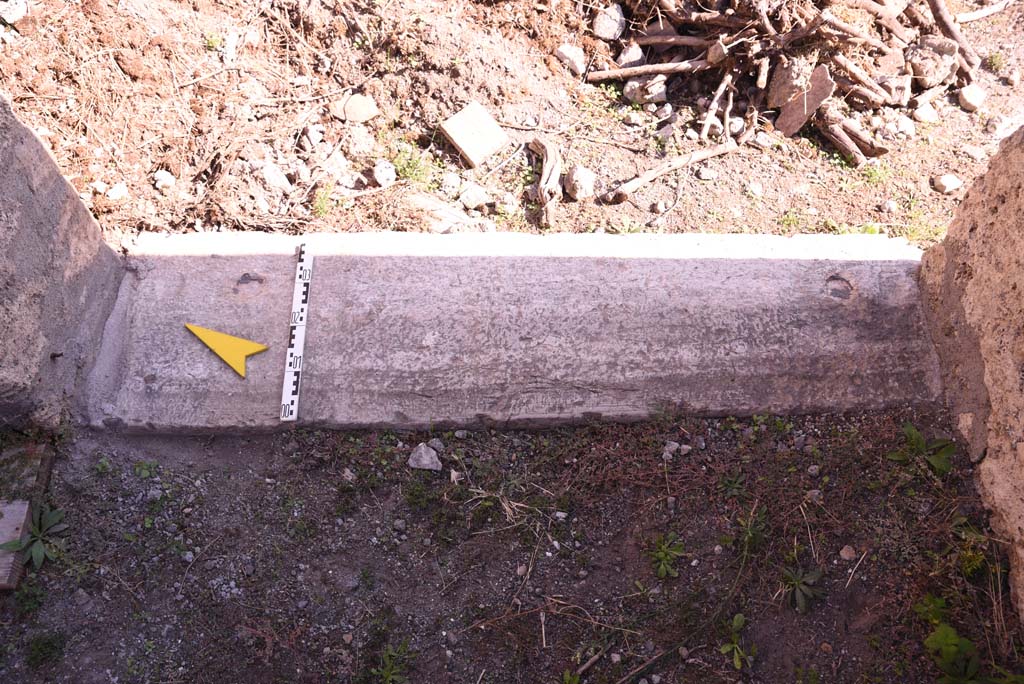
[0,0,1021,245]
[1,408,1021,682]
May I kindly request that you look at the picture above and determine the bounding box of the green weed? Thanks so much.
[720,613,756,670]
[26,631,65,669]
[371,641,412,683]
[782,565,824,613]
[648,532,685,579]
[887,423,955,476]
[0,503,68,570]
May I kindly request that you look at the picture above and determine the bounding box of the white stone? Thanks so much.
[153,170,176,191]
[373,159,397,188]
[752,131,774,149]
[440,172,461,198]
[933,173,963,194]
[459,182,492,211]
[962,144,987,162]
[0,0,28,24]
[592,4,626,41]
[895,115,916,137]
[695,166,718,181]
[747,180,764,197]
[89,180,109,195]
[105,182,129,201]
[913,103,939,124]
[555,44,587,76]
[564,164,597,200]
[623,110,645,126]
[1008,69,1021,88]
[958,84,987,112]
[881,199,899,213]
[262,161,293,192]
[623,76,667,104]
[617,42,645,69]
[408,443,442,471]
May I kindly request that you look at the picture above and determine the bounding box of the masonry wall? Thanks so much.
[921,126,1024,619]
[0,96,122,427]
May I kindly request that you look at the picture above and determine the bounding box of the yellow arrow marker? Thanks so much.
[184,324,268,378]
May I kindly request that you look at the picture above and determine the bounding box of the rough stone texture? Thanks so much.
[775,64,835,137]
[0,96,122,428]
[86,232,941,432]
[0,500,30,590]
[920,126,1024,620]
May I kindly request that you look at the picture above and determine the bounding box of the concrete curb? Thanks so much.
[86,231,942,432]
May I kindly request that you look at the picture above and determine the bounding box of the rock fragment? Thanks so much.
[933,173,963,194]
[564,164,596,200]
[373,159,396,188]
[555,44,586,76]
[958,84,987,112]
[592,4,626,41]
[408,443,442,471]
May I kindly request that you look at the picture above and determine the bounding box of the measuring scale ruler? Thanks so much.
[280,244,312,422]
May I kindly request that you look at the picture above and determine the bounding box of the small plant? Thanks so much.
[720,613,756,670]
[985,52,1005,73]
[15,580,45,617]
[782,565,824,613]
[925,623,980,683]
[26,631,65,669]
[203,32,223,51]
[718,471,747,499]
[562,670,581,684]
[914,594,949,626]
[371,642,411,684]
[391,143,433,186]
[133,460,159,479]
[0,503,68,569]
[861,162,891,185]
[648,532,685,578]
[887,423,955,476]
[312,183,336,217]
[736,505,767,554]
[779,209,802,230]
[94,456,113,475]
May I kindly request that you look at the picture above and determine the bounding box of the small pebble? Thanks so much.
[373,159,396,188]
[611,653,623,664]
[821,641,833,654]
[807,464,821,477]
[806,489,823,505]
[516,564,528,577]
[695,166,718,181]
[840,544,858,561]
[933,173,963,194]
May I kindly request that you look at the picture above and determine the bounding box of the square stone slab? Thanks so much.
[1,500,30,590]
[440,101,509,168]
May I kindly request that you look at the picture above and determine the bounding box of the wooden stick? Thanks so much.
[635,35,711,47]
[926,0,982,68]
[836,79,888,108]
[586,58,710,82]
[832,53,892,103]
[604,140,738,203]
[841,0,912,43]
[818,120,868,166]
[701,71,733,141]
[842,120,889,157]
[909,84,949,108]
[756,58,770,90]
[957,0,1016,22]
[819,10,897,53]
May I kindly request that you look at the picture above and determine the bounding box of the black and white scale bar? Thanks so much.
[280,244,313,422]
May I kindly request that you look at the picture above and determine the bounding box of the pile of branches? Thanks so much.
[583,0,1008,191]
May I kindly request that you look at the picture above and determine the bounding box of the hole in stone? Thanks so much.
[826,275,853,299]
